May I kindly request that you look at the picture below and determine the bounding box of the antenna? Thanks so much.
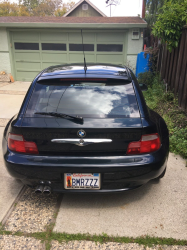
[81,29,87,74]
[106,0,120,17]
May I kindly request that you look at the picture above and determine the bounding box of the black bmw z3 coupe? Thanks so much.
[2,64,169,194]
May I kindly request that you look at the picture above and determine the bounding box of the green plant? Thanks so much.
[170,128,187,158]
[141,72,187,159]
[152,0,187,52]
[0,229,187,247]
[145,0,165,27]
[138,71,154,87]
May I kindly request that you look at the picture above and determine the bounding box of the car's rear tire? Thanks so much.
[154,168,166,180]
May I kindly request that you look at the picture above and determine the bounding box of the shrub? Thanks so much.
[141,72,187,159]
[138,71,154,87]
[170,128,187,159]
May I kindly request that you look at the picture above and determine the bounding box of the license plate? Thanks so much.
[64,173,100,189]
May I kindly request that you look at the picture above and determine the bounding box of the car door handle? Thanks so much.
[51,139,112,147]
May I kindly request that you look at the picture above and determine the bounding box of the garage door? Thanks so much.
[10,30,127,81]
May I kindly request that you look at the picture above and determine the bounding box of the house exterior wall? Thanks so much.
[0,28,11,74]
[67,2,102,17]
[126,28,143,72]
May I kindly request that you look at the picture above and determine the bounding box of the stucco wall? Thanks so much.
[126,28,143,73]
[126,55,138,72]
[0,28,11,74]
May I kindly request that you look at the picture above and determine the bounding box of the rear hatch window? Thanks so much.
[25,79,140,118]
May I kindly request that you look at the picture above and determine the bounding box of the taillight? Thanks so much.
[127,133,161,155]
[8,133,39,155]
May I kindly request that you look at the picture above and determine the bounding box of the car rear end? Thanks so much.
[2,72,169,193]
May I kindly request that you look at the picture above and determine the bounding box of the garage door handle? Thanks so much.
[51,139,112,147]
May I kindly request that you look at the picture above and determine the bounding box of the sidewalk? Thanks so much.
[0,81,30,119]
[0,81,30,222]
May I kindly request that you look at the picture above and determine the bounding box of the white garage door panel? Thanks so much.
[96,54,124,63]
[96,32,124,42]
[40,32,68,41]
[16,71,40,81]
[41,53,68,62]
[16,62,41,70]
[42,62,64,68]
[68,32,95,42]
[14,52,40,61]
[69,53,94,62]
[13,32,39,41]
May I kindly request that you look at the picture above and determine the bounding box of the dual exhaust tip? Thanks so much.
[35,185,51,195]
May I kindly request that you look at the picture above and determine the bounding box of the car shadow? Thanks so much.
[60,179,161,209]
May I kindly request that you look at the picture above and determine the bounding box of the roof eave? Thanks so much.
[0,22,147,28]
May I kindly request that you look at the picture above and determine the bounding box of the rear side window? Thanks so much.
[26,80,140,118]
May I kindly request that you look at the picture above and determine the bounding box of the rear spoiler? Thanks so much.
[37,74,131,82]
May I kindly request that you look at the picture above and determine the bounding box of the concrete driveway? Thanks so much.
[0,81,30,222]
[54,153,187,240]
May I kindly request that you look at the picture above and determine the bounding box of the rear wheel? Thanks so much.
[154,168,166,180]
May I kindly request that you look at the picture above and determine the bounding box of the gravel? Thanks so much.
[4,187,59,233]
[0,235,44,250]
[50,241,187,250]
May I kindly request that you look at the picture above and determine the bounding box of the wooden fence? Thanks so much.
[156,27,187,111]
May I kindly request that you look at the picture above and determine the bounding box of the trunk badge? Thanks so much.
[79,139,84,145]
[77,129,86,138]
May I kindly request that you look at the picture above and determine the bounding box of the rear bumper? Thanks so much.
[3,136,169,193]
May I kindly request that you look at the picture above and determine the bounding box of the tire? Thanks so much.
[154,168,166,180]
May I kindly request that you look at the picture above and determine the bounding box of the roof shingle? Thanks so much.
[0,16,146,24]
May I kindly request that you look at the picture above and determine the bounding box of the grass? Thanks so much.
[139,72,187,159]
[0,225,187,249]
[1,213,187,249]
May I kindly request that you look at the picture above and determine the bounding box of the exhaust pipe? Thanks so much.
[43,186,51,195]
[35,185,44,194]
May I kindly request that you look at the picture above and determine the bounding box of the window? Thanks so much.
[14,43,39,50]
[42,43,66,51]
[132,29,140,39]
[69,44,94,52]
[82,4,88,10]
[97,44,123,52]
[133,32,139,36]
[26,80,140,118]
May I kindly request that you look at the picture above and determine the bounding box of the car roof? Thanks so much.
[37,63,131,81]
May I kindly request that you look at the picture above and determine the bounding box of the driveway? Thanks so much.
[54,153,187,240]
[0,81,30,222]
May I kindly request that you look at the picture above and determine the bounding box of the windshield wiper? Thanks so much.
[34,112,84,124]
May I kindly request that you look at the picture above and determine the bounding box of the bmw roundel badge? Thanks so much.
[77,129,86,138]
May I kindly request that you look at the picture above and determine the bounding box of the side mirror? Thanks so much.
[139,83,148,91]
